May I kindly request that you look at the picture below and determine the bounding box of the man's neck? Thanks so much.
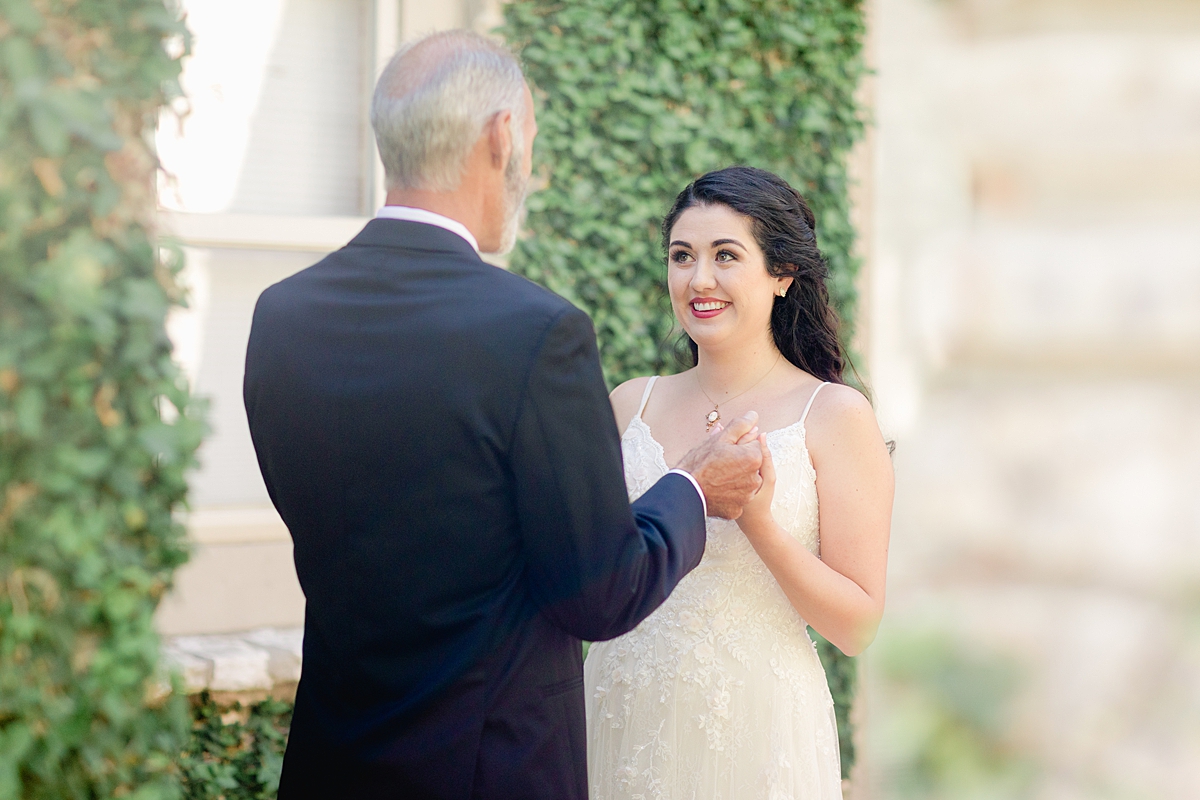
[384,187,487,249]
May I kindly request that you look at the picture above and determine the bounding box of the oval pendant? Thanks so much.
[705,409,720,431]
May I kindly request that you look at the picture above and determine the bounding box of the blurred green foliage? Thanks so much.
[873,631,1037,799]
[0,1,204,797]
[503,0,867,776]
[178,692,291,800]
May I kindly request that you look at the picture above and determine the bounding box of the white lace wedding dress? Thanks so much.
[584,377,843,800]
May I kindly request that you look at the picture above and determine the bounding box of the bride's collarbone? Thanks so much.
[640,374,824,464]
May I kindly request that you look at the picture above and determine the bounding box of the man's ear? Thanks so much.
[488,110,514,170]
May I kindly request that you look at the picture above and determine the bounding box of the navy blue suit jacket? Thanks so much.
[243,219,706,799]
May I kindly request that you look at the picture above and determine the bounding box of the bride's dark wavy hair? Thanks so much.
[662,166,847,386]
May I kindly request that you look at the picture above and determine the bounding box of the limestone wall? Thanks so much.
[863,1,1200,796]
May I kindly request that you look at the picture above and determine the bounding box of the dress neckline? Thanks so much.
[625,414,808,476]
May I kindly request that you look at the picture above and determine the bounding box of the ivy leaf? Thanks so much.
[28,104,71,156]
[13,384,45,436]
[121,279,168,322]
[0,0,44,34]
[1,36,42,82]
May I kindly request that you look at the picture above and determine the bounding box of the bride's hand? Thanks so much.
[736,433,778,538]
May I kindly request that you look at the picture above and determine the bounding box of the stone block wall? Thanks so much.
[863,0,1200,796]
[161,627,304,696]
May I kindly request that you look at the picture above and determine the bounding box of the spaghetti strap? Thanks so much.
[634,376,660,420]
[799,381,830,425]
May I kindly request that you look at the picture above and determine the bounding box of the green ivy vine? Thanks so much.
[0,1,204,797]
[179,692,292,800]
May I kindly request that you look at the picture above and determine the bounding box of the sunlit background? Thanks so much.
[862,2,1200,797]
[153,1,1200,797]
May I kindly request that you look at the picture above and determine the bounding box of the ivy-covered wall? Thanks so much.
[502,0,867,774]
[0,1,204,797]
[503,0,866,385]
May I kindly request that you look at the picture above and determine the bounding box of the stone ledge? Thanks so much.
[160,626,303,694]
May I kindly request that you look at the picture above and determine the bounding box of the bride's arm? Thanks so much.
[737,385,893,657]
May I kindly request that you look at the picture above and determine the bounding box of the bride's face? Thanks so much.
[667,204,791,354]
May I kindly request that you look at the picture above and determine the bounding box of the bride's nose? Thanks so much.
[689,258,717,292]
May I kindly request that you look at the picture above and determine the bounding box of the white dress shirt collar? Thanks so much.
[375,205,480,254]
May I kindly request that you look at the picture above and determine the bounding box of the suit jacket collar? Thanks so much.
[348,218,485,261]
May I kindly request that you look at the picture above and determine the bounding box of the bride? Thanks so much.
[583,166,894,799]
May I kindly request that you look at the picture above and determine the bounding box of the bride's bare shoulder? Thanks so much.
[802,382,876,430]
[806,381,872,414]
[802,382,889,463]
[609,376,655,434]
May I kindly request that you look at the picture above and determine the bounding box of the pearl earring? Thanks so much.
[778,287,787,297]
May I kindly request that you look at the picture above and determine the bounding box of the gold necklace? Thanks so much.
[696,353,782,432]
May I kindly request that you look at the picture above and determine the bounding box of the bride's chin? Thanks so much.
[677,313,742,350]
[685,330,733,354]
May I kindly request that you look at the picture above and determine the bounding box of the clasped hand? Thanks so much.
[674,411,771,520]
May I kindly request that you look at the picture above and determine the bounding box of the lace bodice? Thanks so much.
[619,413,824,664]
[624,412,822,550]
[583,379,842,799]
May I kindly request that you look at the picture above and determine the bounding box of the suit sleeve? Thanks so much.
[509,306,707,642]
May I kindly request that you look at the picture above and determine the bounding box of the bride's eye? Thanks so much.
[715,249,737,263]
[670,250,693,264]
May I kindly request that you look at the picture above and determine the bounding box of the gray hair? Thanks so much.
[371,31,526,192]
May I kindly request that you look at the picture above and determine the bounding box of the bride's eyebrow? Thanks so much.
[711,238,745,249]
[669,240,692,248]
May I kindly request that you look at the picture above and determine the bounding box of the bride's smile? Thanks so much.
[689,297,730,317]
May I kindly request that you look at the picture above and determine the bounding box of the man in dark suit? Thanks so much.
[244,31,763,799]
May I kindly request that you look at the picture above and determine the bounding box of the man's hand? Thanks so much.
[674,412,764,519]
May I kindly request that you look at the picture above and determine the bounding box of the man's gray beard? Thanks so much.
[495,150,529,256]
